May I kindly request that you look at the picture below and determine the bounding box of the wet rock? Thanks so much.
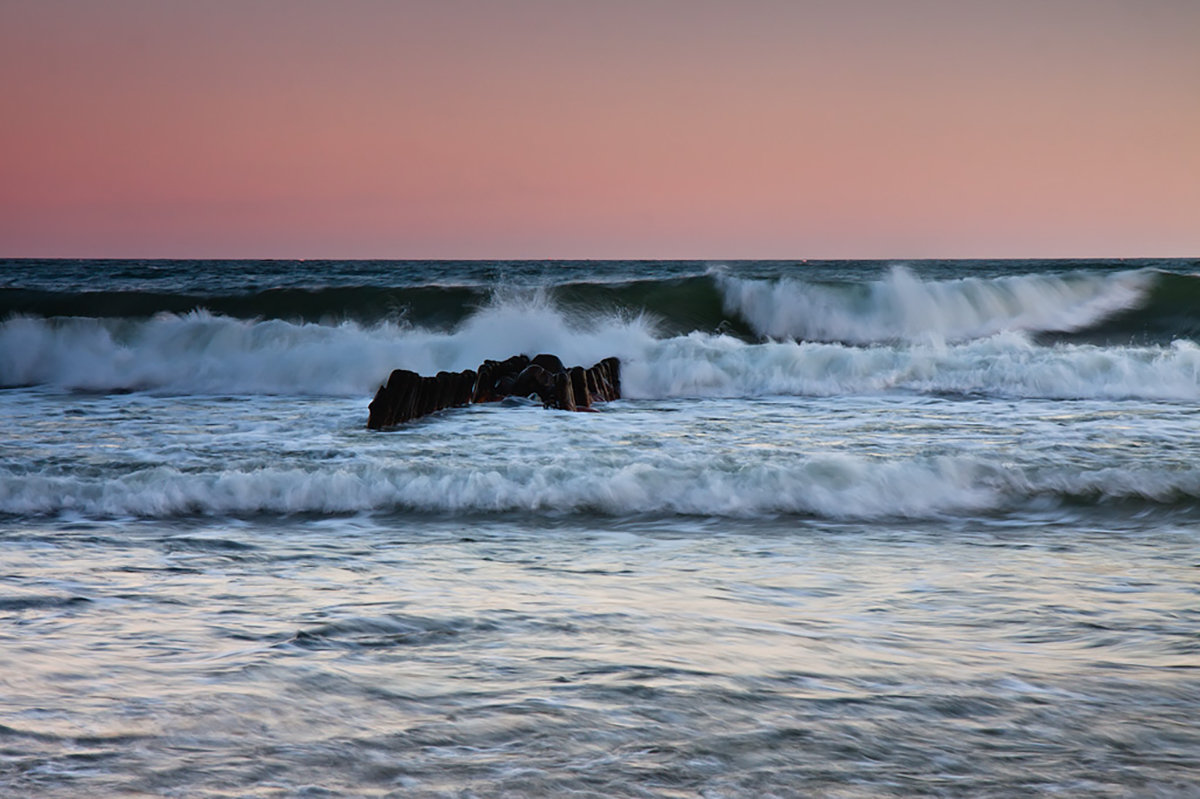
[510,364,558,404]
[472,355,530,403]
[367,367,477,429]
[548,371,575,411]
[530,353,565,374]
[569,366,591,410]
[368,354,621,428]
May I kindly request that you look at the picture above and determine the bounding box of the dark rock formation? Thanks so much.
[472,355,530,403]
[588,357,621,402]
[510,364,557,404]
[367,367,478,429]
[367,355,621,429]
[529,353,565,374]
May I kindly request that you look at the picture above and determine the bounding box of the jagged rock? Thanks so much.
[367,354,621,428]
[569,366,590,409]
[552,371,576,411]
[590,355,619,400]
[508,364,555,404]
[473,355,530,403]
[367,367,477,429]
[530,353,565,374]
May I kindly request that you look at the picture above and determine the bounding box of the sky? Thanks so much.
[1,0,1198,259]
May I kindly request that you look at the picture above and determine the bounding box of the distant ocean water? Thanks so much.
[1,258,1198,797]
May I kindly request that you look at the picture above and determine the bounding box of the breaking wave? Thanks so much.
[4,454,1200,520]
[716,266,1156,343]
[5,264,1199,347]
[3,298,1200,401]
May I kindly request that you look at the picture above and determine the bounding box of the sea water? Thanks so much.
[1,259,1198,797]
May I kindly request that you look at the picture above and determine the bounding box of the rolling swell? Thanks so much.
[553,276,751,337]
[5,267,1200,346]
[4,455,1200,520]
[0,276,746,337]
[0,285,488,327]
[1069,270,1200,345]
[4,303,1200,400]
[715,267,1190,345]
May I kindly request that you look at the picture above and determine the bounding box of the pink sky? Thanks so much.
[2,0,1197,259]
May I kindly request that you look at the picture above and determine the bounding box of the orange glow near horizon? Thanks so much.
[2,0,1198,259]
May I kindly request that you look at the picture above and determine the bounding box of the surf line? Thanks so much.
[367,354,621,429]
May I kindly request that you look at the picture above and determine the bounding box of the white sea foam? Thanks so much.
[622,333,1200,401]
[0,456,1019,519]
[3,453,1198,520]
[716,267,1153,343]
[0,297,656,396]
[0,312,399,395]
[3,293,1197,402]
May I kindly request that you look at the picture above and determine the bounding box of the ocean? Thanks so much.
[1,258,1198,797]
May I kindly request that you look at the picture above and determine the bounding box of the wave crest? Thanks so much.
[4,303,1200,402]
[0,298,656,395]
[717,267,1154,343]
[622,334,1200,402]
[5,455,1200,520]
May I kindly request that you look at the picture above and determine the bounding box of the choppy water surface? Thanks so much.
[2,259,1199,796]
[3,511,1198,798]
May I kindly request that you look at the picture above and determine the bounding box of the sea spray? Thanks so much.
[7,444,1200,519]
[4,258,1200,799]
[0,453,1037,519]
[621,332,1200,401]
[5,307,1200,401]
[715,266,1154,343]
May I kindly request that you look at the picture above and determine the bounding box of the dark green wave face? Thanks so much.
[0,285,491,327]
[2,258,1199,345]
[1062,270,1200,345]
